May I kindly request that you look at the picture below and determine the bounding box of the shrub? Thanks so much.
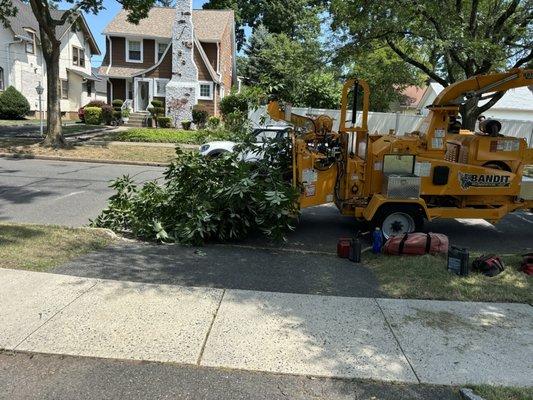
[122,108,130,118]
[112,110,122,119]
[101,104,114,125]
[207,116,220,129]
[219,93,248,120]
[181,120,191,130]
[84,107,102,125]
[92,137,298,244]
[148,100,165,127]
[157,116,172,128]
[112,99,124,107]
[85,100,106,108]
[192,108,209,128]
[0,86,31,119]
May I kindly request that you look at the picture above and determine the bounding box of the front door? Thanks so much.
[137,81,149,111]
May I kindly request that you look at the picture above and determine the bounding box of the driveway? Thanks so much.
[0,157,531,253]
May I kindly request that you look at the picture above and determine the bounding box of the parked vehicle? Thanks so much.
[199,126,291,161]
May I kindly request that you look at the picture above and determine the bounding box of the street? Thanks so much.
[0,158,163,226]
[1,157,531,253]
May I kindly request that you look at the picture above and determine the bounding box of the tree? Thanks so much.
[340,47,425,112]
[241,26,329,106]
[203,0,326,49]
[330,0,533,129]
[0,0,160,147]
[298,71,342,109]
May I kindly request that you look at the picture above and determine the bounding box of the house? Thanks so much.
[91,67,108,102]
[389,86,425,114]
[418,82,533,121]
[0,0,101,118]
[98,4,237,118]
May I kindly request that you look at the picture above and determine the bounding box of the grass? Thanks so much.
[469,385,533,400]
[0,118,41,126]
[365,252,531,303]
[0,224,114,271]
[0,138,177,163]
[106,128,232,145]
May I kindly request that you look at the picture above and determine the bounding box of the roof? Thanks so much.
[97,65,146,78]
[67,68,100,81]
[421,82,533,111]
[400,86,425,107]
[103,8,234,42]
[5,0,100,55]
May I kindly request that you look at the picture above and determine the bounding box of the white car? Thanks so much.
[199,126,291,161]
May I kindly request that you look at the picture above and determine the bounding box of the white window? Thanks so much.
[154,78,169,96]
[25,29,36,54]
[155,42,167,62]
[126,39,143,63]
[198,81,213,100]
[61,79,69,99]
[72,46,85,67]
[0,67,4,91]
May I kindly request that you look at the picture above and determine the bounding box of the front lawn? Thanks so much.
[469,385,533,400]
[106,128,231,145]
[0,224,114,271]
[0,118,41,126]
[0,139,176,164]
[366,253,531,303]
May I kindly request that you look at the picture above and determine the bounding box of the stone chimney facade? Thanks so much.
[165,0,198,126]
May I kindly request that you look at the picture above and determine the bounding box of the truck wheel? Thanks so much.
[373,206,424,239]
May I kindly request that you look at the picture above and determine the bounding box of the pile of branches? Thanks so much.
[91,138,299,245]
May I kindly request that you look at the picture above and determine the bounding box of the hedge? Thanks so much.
[84,107,103,125]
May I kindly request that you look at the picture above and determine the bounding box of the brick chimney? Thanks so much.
[165,0,198,126]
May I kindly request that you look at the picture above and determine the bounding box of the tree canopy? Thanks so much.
[330,0,533,126]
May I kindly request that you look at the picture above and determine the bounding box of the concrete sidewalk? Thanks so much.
[1,268,531,388]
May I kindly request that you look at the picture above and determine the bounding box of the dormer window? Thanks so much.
[25,29,36,54]
[126,39,143,63]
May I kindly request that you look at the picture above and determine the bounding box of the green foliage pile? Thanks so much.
[84,107,102,125]
[0,86,31,119]
[92,138,299,245]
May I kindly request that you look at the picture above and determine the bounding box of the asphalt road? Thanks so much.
[1,157,531,252]
[0,351,459,400]
[0,158,163,226]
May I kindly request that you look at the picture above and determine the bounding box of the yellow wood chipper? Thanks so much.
[268,68,533,238]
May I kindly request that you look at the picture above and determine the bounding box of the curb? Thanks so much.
[460,388,486,400]
[0,152,169,167]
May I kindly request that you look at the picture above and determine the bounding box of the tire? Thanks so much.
[372,205,424,239]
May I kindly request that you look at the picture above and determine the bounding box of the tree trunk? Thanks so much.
[459,97,480,131]
[42,43,65,148]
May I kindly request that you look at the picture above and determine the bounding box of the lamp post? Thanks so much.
[35,82,44,137]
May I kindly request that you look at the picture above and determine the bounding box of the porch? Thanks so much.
[108,77,167,113]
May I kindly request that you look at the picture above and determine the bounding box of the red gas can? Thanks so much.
[337,238,351,258]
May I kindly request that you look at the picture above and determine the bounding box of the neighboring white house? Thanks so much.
[418,82,533,121]
[0,0,102,118]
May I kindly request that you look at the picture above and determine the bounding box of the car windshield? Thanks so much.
[254,129,284,142]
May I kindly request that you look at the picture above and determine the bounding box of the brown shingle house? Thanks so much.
[98,7,236,117]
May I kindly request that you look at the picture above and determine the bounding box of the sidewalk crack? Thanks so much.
[373,298,421,384]
[196,288,226,366]
[13,280,100,350]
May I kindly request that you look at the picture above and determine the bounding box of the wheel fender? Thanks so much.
[362,194,430,222]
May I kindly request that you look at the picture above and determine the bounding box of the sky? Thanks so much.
[59,0,208,66]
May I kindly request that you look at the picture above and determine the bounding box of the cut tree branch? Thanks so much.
[386,38,449,86]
